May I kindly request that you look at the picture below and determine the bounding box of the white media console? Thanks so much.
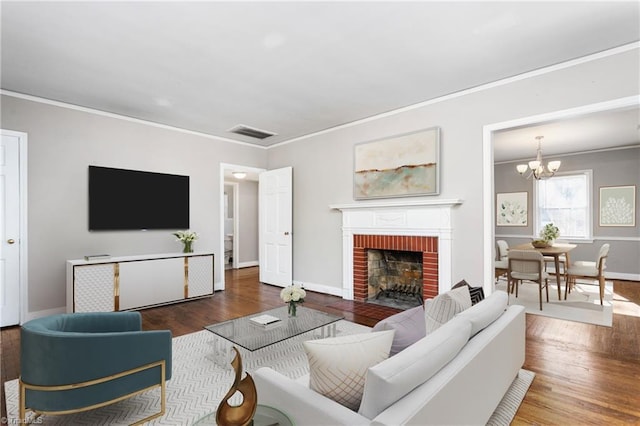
[66,252,214,313]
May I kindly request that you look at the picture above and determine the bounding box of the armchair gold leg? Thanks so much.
[19,378,25,422]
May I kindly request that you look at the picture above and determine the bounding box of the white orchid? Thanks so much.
[173,230,198,243]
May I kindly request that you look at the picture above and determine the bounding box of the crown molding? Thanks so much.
[0,89,268,150]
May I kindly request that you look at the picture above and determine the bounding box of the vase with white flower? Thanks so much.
[173,230,198,253]
[280,284,306,317]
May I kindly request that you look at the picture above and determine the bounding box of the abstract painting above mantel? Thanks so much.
[496,191,528,226]
[354,127,440,199]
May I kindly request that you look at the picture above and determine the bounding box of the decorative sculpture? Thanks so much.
[216,347,258,426]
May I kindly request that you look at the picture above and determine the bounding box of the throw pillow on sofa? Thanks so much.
[358,317,473,420]
[303,330,394,411]
[455,290,508,336]
[424,285,471,333]
[452,279,485,305]
[372,305,426,356]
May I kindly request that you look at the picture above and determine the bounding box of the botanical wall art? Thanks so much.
[354,127,440,199]
[599,185,636,227]
[496,192,528,226]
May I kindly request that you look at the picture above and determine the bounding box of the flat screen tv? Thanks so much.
[89,166,189,231]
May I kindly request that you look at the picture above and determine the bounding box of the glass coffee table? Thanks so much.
[204,306,343,364]
[193,404,292,426]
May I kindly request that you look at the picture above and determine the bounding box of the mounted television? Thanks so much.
[89,166,189,231]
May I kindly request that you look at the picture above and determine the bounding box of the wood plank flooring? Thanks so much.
[2,267,639,424]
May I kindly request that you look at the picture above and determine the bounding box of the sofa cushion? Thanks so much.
[358,317,472,420]
[456,290,508,336]
[303,330,394,411]
[452,279,485,305]
[372,305,426,356]
[424,285,472,333]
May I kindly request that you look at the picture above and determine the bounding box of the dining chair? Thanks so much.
[494,240,509,282]
[566,243,610,304]
[543,239,568,284]
[507,249,549,310]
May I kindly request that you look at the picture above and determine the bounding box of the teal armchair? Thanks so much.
[19,311,172,424]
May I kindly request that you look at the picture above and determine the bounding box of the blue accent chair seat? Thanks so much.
[19,311,172,424]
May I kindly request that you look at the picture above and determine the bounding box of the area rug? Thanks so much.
[496,278,613,327]
[5,320,534,425]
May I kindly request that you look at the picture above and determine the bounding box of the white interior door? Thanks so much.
[1,131,22,326]
[259,166,292,287]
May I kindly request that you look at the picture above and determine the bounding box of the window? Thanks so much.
[534,170,593,240]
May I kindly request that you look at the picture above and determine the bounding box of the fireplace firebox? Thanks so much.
[367,249,423,310]
[353,234,438,306]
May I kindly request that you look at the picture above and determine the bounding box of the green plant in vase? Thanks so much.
[539,223,560,245]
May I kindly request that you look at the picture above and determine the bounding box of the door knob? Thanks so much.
[7,239,15,244]
[284,232,290,236]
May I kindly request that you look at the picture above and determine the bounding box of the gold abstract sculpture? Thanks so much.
[216,347,258,426]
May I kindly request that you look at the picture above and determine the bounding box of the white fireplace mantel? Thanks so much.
[331,199,463,300]
[329,198,463,211]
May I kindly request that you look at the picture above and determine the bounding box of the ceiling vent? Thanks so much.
[228,124,277,140]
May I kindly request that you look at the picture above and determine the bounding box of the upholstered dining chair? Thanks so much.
[566,243,610,304]
[507,249,549,310]
[494,240,509,282]
[19,311,172,425]
[543,239,569,284]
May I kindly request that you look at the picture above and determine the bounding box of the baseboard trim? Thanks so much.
[237,261,259,269]
[293,280,343,297]
[24,306,67,323]
[606,272,640,282]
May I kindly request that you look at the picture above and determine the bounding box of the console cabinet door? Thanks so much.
[119,257,185,310]
[187,255,214,297]
[73,264,116,312]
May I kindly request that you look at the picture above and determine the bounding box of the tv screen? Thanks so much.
[89,166,189,231]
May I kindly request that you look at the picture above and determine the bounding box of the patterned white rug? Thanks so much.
[5,320,533,425]
[496,278,613,327]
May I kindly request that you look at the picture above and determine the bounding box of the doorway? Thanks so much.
[483,96,638,290]
[219,163,264,290]
[223,182,239,270]
[1,129,28,326]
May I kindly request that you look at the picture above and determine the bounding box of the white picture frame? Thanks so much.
[496,192,528,226]
[599,185,636,227]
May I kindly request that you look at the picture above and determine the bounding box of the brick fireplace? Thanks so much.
[331,199,462,301]
[353,235,438,302]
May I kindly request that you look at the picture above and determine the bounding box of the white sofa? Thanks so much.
[254,291,526,426]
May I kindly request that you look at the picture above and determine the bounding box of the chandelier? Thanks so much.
[516,136,561,180]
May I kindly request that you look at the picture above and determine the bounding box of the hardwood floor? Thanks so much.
[2,267,639,424]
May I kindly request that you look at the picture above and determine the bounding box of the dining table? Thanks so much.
[511,242,577,300]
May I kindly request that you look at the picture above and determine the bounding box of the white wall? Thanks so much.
[267,47,639,293]
[0,95,267,315]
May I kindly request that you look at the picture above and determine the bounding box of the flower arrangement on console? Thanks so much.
[280,284,306,317]
[540,223,560,243]
[173,230,198,253]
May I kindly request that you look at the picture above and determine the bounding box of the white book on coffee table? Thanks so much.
[250,314,282,326]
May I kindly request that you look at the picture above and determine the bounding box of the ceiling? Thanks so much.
[493,106,640,163]
[1,1,639,156]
